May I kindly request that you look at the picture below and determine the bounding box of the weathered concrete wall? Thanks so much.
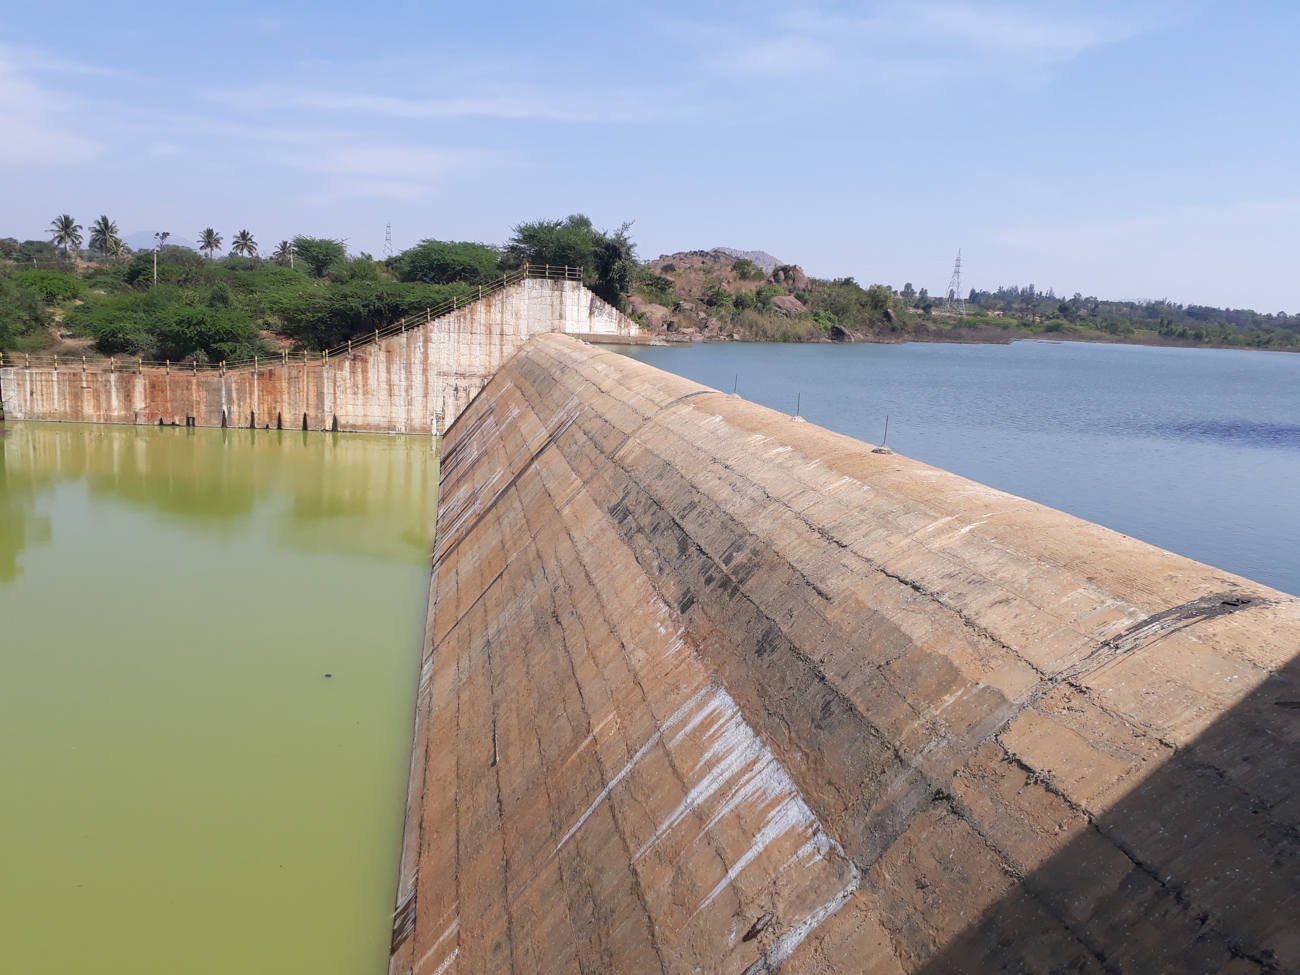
[0,278,636,434]
[393,333,1298,974]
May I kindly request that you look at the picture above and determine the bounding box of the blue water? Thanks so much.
[614,340,1300,596]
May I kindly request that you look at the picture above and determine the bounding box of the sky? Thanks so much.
[2,1,1298,311]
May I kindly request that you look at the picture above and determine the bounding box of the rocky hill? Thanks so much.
[631,248,921,343]
[710,247,783,274]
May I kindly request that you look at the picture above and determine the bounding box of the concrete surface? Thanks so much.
[0,278,637,434]
[392,333,1298,974]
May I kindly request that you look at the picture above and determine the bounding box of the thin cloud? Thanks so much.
[708,1,1155,83]
[0,45,99,165]
[202,85,674,123]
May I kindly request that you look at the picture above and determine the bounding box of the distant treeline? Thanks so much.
[963,284,1298,348]
[3,214,1296,358]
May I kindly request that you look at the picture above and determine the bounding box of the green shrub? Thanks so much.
[633,268,675,307]
[755,284,783,310]
[392,239,501,285]
[702,282,734,309]
[123,246,210,288]
[731,259,765,281]
[0,278,48,348]
[11,269,84,303]
[268,280,473,349]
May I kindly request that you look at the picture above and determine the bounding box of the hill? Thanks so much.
[626,248,1300,350]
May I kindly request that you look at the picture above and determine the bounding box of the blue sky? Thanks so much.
[2,1,1297,310]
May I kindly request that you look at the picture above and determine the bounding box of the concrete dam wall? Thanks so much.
[393,333,1298,974]
[0,277,637,434]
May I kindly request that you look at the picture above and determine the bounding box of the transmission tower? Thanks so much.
[384,221,393,259]
[945,249,965,316]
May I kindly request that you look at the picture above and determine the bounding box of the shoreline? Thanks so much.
[634,328,1299,355]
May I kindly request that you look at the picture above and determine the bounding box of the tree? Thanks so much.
[901,282,916,300]
[199,228,223,261]
[502,213,636,307]
[271,240,295,267]
[864,284,894,319]
[88,216,122,257]
[290,236,347,277]
[230,229,258,257]
[49,214,82,257]
[391,239,500,285]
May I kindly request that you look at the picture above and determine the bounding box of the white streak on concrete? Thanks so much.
[427,946,459,975]
[548,686,712,852]
[414,919,460,975]
[694,796,813,915]
[746,870,859,974]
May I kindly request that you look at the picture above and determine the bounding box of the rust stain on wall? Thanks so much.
[393,334,1299,974]
[0,279,638,434]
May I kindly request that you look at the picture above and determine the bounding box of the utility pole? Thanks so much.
[153,231,170,286]
[384,221,393,259]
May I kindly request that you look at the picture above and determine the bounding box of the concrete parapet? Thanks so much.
[393,333,1298,973]
[0,278,637,434]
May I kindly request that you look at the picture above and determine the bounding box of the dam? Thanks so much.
[0,268,639,434]
[3,281,1296,973]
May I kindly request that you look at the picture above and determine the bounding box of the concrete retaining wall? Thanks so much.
[392,333,1298,974]
[0,278,637,434]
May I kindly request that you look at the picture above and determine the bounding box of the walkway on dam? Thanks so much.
[392,333,1298,974]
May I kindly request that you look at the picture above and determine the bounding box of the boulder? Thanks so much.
[772,294,807,316]
[629,295,674,330]
[772,264,809,291]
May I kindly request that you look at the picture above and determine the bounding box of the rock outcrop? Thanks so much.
[771,264,809,291]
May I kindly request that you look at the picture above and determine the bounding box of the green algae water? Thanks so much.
[0,422,437,975]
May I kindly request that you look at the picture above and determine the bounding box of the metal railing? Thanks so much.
[0,264,583,375]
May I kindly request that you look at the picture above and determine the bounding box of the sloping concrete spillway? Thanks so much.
[392,333,1298,974]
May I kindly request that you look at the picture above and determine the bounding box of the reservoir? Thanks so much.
[0,424,437,975]
[1,336,1296,974]
[616,339,1300,596]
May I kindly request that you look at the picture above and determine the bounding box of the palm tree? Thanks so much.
[49,214,83,257]
[271,239,295,267]
[88,215,122,257]
[199,228,223,260]
[230,229,257,257]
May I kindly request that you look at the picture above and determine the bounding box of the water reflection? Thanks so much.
[0,420,438,975]
[0,422,438,572]
[0,438,52,582]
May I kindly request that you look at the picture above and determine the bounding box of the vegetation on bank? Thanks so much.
[635,252,1300,350]
[0,214,635,361]
[2,213,1296,357]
